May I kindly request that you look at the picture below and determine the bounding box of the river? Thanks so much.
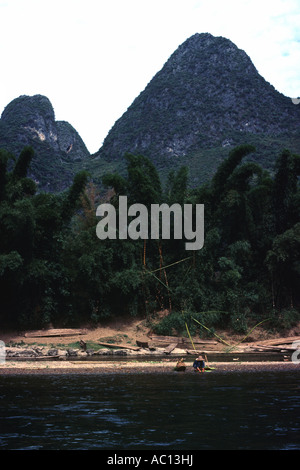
[0,370,299,450]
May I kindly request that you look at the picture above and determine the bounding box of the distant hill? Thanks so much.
[1,34,299,192]
[92,33,300,186]
[0,94,90,192]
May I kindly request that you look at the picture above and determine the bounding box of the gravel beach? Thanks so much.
[0,359,299,375]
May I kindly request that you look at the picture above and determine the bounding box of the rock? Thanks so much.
[77,351,88,357]
[114,350,127,356]
[86,349,95,356]
[32,347,44,356]
[67,348,78,357]
[6,348,38,357]
[93,349,114,356]
[0,94,90,192]
[47,348,59,356]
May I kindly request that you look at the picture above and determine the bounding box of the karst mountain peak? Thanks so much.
[94,32,299,185]
[1,33,299,190]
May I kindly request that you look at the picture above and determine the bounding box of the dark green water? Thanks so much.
[0,371,299,450]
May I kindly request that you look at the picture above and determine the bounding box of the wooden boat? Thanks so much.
[6,355,60,361]
[97,341,140,351]
[24,328,87,338]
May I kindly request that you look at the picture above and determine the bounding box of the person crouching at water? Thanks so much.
[193,353,207,373]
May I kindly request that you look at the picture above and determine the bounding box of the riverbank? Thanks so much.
[1,318,300,376]
[0,359,299,375]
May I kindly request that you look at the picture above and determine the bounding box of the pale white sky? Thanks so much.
[0,0,299,153]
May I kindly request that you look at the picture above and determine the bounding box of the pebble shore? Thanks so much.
[0,359,299,375]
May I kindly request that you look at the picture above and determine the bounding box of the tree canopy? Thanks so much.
[0,145,299,334]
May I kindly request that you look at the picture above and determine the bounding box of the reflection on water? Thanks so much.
[0,371,299,450]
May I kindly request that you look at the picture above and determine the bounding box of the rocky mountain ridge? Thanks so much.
[93,33,300,184]
[1,33,299,191]
[0,94,90,192]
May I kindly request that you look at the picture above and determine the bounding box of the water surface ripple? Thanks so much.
[0,371,299,450]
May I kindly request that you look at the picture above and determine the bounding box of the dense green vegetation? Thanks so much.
[0,144,299,334]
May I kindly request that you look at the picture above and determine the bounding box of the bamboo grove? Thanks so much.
[0,144,299,334]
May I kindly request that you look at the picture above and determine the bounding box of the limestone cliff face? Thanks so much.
[1,34,299,191]
[56,120,89,161]
[93,33,300,184]
[1,95,60,150]
[0,95,90,192]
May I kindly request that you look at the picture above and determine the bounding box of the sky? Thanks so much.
[0,0,299,154]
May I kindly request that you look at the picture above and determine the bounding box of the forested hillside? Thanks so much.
[0,95,90,192]
[1,144,299,334]
[94,33,300,187]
